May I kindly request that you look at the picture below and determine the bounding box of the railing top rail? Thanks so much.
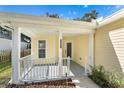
[62,57,70,59]
[20,57,71,61]
[20,55,31,61]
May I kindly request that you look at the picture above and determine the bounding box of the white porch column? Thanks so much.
[88,33,94,73]
[11,27,21,84]
[58,31,62,77]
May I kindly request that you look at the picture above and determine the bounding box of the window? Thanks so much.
[0,26,12,40]
[38,40,46,58]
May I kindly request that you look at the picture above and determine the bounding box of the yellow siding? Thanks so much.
[73,35,88,67]
[31,34,58,59]
[109,28,124,73]
[95,18,124,75]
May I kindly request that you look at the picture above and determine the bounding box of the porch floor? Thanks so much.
[70,61,85,77]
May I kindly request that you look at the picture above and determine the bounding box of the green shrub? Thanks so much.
[89,65,124,88]
[107,73,124,88]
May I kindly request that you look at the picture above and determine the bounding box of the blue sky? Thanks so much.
[0,5,123,21]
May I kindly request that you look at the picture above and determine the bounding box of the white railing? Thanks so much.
[20,55,32,80]
[20,57,70,82]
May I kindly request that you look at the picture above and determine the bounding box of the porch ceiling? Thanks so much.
[0,12,96,36]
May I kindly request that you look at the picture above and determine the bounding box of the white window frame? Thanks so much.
[38,40,47,58]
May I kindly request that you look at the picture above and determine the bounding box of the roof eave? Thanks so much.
[0,12,96,30]
[97,8,124,28]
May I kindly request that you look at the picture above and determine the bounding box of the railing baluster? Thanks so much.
[40,60,44,78]
[50,58,52,78]
[67,57,70,76]
[57,60,58,77]
[43,59,45,79]
[53,59,54,77]
[19,57,71,82]
[27,61,29,80]
[30,60,32,80]
[36,63,38,80]
[33,60,35,80]
[62,59,63,76]
[46,60,48,79]
[48,59,50,78]
[29,60,30,80]
[43,59,44,79]
[39,60,41,79]
[24,60,26,80]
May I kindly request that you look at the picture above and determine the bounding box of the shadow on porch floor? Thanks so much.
[70,61,85,77]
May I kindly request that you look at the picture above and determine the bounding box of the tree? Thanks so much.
[91,10,98,19]
[74,10,98,22]
[46,12,60,18]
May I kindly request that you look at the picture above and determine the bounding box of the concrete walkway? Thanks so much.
[72,76,99,88]
[70,61,99,88]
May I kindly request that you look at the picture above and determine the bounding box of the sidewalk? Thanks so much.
[72,76,99,88]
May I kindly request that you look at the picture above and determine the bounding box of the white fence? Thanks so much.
[20,57,70,82]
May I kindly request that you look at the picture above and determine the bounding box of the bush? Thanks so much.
[88,65,124,88]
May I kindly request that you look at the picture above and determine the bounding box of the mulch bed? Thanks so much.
[7,78,76,88]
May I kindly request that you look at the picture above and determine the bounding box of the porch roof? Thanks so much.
[0,12,96,36]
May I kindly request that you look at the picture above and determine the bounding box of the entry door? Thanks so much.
[66,42,72,58]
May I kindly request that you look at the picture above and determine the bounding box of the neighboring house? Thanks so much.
[0,8,124,84]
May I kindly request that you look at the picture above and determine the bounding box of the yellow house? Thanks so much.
[0,8,124,84]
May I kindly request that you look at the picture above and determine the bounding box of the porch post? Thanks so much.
[11,27,21,84]
[88,33,94,74]
[58,31,62,77]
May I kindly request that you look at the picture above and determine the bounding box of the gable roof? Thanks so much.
[98,8,124,28]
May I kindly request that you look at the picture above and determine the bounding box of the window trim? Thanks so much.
[0,26,12,40]
[38,40,47,58]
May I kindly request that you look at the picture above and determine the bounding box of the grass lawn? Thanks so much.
[0,61,11,88]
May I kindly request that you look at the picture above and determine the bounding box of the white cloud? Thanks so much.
[115,5,121,9]
[60,14,64,17]
[97,16,103,22]
[68,10,77,15]
[106,6,111,10]
[73,11,77,15]
[84,5,88,8]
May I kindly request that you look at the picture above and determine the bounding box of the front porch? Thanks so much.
[0,13,96,84]
[14,32,94,84]
[11,28,95,84]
